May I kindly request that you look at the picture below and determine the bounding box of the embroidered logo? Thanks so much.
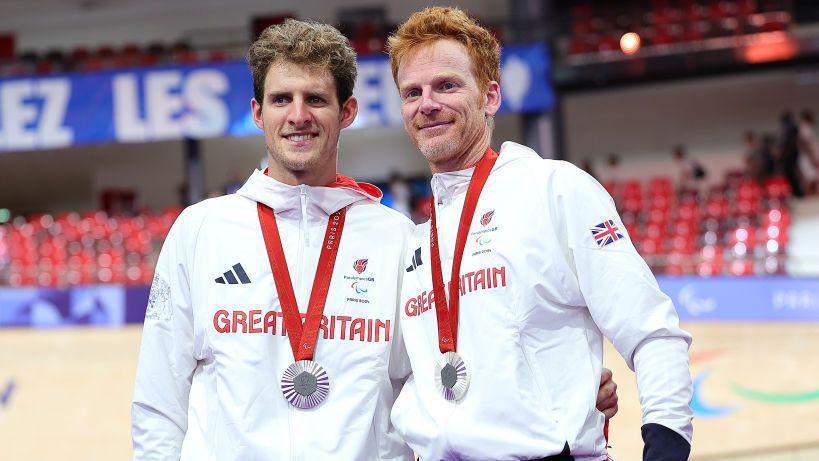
[591,219,624,248]
[406,247,423,272]
[215,263,252,285]
[351,282,369,294]
[146,275,172,321]
[480,210,495,227]
[475,235,492,246]
[353,259,368,274]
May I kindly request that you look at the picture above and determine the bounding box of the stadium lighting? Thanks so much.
[620,32,641,55]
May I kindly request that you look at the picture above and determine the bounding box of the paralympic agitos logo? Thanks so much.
[690,349,819,419]
[351,282,369,294]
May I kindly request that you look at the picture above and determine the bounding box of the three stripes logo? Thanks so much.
[215,263,252,285]
[406,247,423,272]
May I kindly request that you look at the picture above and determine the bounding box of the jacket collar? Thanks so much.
[430,142,536,199]
[236,169,382,215]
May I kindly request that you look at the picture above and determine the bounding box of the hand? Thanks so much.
[596,367,618,420]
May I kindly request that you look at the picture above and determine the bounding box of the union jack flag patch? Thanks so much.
[590,219,624,248]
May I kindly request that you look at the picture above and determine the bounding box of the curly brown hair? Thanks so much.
[387,6,500,90]
[247,19,358,106]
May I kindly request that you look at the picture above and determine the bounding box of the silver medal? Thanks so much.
[281,360,330,409]
[434,351,470,401]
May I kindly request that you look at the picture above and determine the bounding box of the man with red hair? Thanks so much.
[389,7,693,461]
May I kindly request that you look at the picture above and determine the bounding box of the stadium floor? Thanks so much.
[1,323,818,460]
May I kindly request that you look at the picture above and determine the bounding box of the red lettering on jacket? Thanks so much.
[212,310,392,343]
[248,309,262,333]
[232,311,247,333]
[214,310,230,333]
[404,265,508,317]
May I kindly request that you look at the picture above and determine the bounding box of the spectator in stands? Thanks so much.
[580,157,597,180]
[797,110,819,195]
[601,152,620,184]
[672,144,706,191]
[756,134,778,184]
[742,130,758,175]
[744,130,775,185]
[779,111,803,197]
[388,171,412,217]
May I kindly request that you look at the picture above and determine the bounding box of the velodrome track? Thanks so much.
[2,322,819,460]
[605,322,819,460]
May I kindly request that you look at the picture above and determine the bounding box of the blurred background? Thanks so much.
[0,0,818,459]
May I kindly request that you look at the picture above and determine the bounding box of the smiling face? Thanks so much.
[251,60,357,185]
[396,39,500,172]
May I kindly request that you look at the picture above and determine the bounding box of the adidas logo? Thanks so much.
[215,263,251,285]
[406,247,423,272]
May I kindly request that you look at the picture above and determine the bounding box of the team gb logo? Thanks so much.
[480,210,495,226]
[353,259,368,274]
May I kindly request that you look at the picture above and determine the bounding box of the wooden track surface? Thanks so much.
[605,322,819,460]
[1,323,818,460]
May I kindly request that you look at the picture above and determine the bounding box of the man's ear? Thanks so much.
[484,81,501,117]
[251,97,264,130]
[339,96,359,130]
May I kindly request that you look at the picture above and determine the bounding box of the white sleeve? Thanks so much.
[379,225,415,460]
[131,213,197,460]
[550,162,694,443]
[388,231,414,385]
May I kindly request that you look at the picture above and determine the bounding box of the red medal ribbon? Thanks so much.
[430,148,499,353]
[258,203,346,361]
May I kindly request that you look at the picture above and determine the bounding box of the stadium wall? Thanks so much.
[563,69,819,182]
[2,0,508,53]
[0,114,524,215]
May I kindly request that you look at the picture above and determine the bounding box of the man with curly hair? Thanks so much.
[131,19,415,460]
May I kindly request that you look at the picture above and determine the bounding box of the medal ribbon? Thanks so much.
[430,148,499,353]
[258,203,346,361]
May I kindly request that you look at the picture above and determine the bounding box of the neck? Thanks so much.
[266,158,337,187]
[428,131,492,174]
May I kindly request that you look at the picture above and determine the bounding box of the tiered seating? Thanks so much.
[608,171,792,276]
[0,41,234,77]
[566,0,793,56]
[0,207,181,287]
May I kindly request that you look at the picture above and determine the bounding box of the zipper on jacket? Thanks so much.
[299,185,309,247]
[292,184,310,461]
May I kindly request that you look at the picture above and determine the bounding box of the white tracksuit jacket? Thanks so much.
[392,142,694,461]
[131,170,415,461]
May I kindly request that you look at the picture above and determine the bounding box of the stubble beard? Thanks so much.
[414,119,463,165]
[268,141,324,176]
[418,137,461,164]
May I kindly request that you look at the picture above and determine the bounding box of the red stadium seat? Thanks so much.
[208,49,228,62]
[729,258,755,276]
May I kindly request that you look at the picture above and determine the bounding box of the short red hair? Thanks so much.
[388,6,501,91]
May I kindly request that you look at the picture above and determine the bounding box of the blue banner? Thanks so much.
[0,44,553,153]
[658,277,819,322]
[1,276,817,328]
